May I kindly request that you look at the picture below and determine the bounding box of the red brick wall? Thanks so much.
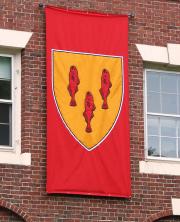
[0,0,180,221]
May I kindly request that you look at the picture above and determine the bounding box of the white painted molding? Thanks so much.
[139,160,180,176]
[0,152,31,166]
[172,198,180,215]
[136,44,169,64]
[136,43,180,66]
[0,29,32,49]
[167,44,180,66]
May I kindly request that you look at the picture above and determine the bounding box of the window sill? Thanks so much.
[139,159,180,176]
[0,151,31,166]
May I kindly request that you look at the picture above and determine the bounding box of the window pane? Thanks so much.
[178,76,180,94]
[147,116,159,135]
[178,121,180,138]
[178,95,180,115]
[161,137,176,158]
[0,56,11,80]
[0,103,11,123]
[147,72,160,92]
[148,136,160,157]
[162,93,177,114]
[0,124,10,146]
[147,92,160,113]
[0,80,11,100]
[161,73,177,94]
[178,139,180,158]
[161,117,176,137]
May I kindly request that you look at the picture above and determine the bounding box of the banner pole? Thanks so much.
[38,3,135,18]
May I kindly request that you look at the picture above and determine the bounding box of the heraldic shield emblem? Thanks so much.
[52,50,123,151]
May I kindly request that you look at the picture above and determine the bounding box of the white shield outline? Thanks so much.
[52,49,124,151]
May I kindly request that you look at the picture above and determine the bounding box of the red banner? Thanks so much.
[46,6,131,197]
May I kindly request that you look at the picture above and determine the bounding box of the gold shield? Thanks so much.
[53,50,123,151]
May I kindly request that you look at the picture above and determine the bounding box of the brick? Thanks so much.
[0,0,180,221]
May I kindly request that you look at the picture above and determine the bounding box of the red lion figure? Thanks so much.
[83,92,96,133]
[99,69,112,109]
[67,65,80,106]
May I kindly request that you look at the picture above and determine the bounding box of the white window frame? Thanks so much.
[0,48,31,165]
[0,28,32,166]
[144,68,180,162]
[137,43,180,175]
[0,52,21,151]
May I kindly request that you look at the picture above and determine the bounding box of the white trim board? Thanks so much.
[136,44,168,64]
[167,44,180,66]
[140,160,180,176]
[136,43,180,66]
[0,152,31,166]
[0,29,32,49]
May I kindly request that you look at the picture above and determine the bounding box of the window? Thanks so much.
[137,43,180,175]
[0,49,31,165]
[0,52,21,153]
[0,55,13,148]
[0,28,32,165]
[0,49,28,165]
[145,69,180,160]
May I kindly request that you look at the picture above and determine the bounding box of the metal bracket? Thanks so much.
[39,3,45,8]
[128,12,135,19]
